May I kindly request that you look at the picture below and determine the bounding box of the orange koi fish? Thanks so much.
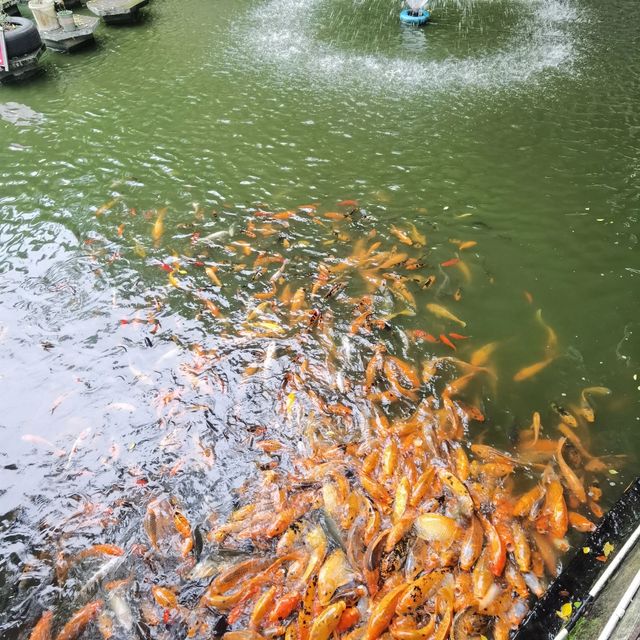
[224,633,266,640]
[205,266,222,286]
[28,611,53,640]
[254,283,276,300]
[268,592,301,624]
[556,438,587,503]
[409,330,438,343]
[568,512,596,532]
[460,517,483,571]
[396,569,447,615]
[76,544,124,561]
[384,355,420,389]
[350,311,372,335]
[439,334,456,350]
[152,586,178,609]
[390,225,413,246]
[542,480,568,539]
[273,210,296,220]
[200,297,223,318]
[363,583,407,640]
[336,607,360,633]
[56,600,103,640]
[478,514,506,577]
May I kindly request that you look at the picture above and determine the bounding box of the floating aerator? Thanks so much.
[400,0,430,25]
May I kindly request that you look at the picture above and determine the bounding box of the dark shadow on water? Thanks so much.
[103,8,153,28]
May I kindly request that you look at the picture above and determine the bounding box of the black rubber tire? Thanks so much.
[4,4,21,17]
[3,17,42,59]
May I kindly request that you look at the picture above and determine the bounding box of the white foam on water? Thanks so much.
[232,0,580,94]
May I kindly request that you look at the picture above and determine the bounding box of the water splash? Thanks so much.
[232,0,580,94]
[405,0,428,14]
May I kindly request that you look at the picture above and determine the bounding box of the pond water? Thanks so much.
[0,0,639,637]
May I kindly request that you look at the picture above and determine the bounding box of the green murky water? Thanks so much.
[0,0,639,636]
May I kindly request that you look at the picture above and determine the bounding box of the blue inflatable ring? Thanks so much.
[399,8,430,25]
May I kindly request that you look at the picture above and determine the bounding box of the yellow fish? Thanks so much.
[513,358,553,382]
[133,243,147,258]
[535,309,558,354]
[205,266,222,287]
[579,386,612,422]
[247,301,273,321]
[455,260,472,283]
[389,280,416,308]
[425,303,466,327]
[408,223,426,246]
[152,208,168,247]
[381,308,415,321]
[167,271,181,288]
[290,287,306,314]
[285,392,296,414]
[199,297,222,318]
[253,321,285,335]
[470,341,500,367]
[379,252,408,270]
[95,198,119,217]
[389,225,413,246]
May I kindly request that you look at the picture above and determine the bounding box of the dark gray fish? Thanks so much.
[320,509,347,552]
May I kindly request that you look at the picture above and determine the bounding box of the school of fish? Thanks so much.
[25,201,620,640]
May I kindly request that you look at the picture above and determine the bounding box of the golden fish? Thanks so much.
[95,198,119,217]
[455,259,472,283]
[470,341,500,366]
[579,386,611,422]
[557,438,587,503]
[408,223,426,246]
[425,303,466,327]
[535,309,558,354]
[152,207,167,246]
[205,266,222,286]
[513,358,553,382]
[389,225,413,246]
